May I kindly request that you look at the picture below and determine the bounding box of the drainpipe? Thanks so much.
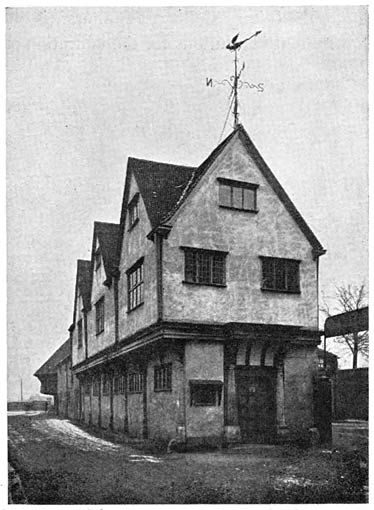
[155,232,163,322]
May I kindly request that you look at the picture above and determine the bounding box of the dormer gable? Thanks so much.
[91,221,120,292]
[159,125,326,259]
[72,259,91,329]
[116,157,195,259]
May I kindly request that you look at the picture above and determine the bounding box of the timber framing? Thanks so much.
[72,320,322,375]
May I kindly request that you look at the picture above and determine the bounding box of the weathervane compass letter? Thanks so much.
[207,30,263,131]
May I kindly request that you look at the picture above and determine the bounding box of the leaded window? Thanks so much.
[182,248,227,286]
[154,364,172,392]
[260,256,300,293]
[127,258,144,311]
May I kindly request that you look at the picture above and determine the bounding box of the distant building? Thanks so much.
[35,125,326,445]
[317,348,338,377]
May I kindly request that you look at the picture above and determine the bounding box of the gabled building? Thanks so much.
[34,338,71,415]
[37,124,326,446]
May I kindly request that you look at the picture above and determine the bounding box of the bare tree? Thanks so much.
[321,284,368,369]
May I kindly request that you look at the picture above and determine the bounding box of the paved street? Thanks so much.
[8,412,368,504]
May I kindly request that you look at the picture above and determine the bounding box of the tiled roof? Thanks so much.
[94,222,120,276]
[77,259,91,310]
[129,158,195,229]
[34,339,70,378]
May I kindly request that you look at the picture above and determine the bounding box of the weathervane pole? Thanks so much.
[233,49,239,127]
[226,30,262,128]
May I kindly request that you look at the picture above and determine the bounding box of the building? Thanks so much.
[36,124,326,446]
[34,338,71,415]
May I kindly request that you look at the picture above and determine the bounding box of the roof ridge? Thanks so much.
[128,156,196,170]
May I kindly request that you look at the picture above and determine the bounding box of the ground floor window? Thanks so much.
[113,375,126,395]
[93,378,100,396]
[83,381,91,396]
[102,374,110,396]
[189,380,222,406]
[154,364,172,391]
[128,372,144,393]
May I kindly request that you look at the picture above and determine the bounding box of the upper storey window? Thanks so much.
[127,258,144,311]
[128,193,139,229]
[181,247,227,287]
[77,319,83,349]
[95,297,105,334]
[218,178,258,212]
[260,256,300,294]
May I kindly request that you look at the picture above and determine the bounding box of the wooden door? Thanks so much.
[236,367,276,443]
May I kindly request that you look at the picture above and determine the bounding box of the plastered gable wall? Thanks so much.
[88,238,116,357]
[163,135,318,328]
[72,292,85,366]
[118,174,158,339]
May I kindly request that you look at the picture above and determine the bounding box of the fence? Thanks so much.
[332,368,368,421]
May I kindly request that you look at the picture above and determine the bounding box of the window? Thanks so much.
[128,193,139,229]
[260,256,300,293]
[84,381,91,396]
[93,378,100,397]
[128,372,144,393]
[182,247,227,286]
[127,258,144,311]
[95,297,105,334]
[154,364,172,392]
[190,380,222,406]
[95,249,101,271]
[218,178,258,212]
[114,375,126,395]
[102,374,110,396]
[77,319,83,349]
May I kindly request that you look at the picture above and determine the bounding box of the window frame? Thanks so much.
[181,247,228,287]
[93,378,100,397]
[113,375,126,395]
[217,177,259,213]
[189,380,223,407]
[260,256,301,294]
[127,371,144,394]
[154,364,172,392]
[102,374,110,396]
[128,193,140,230]
[95,297,105,335]
[77,318,83,349]
[126,257,144,312]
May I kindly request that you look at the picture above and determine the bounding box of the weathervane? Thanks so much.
[207,30,263,131]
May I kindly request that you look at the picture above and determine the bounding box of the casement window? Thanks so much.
[128,193,140,229]
[128,372,144,393]
[154,364,172,392]
[84,381,91,396]
[93,378,100,397]
[113,375,126,395]
[77,319,83,349]
[95,297,105,334]
[260,256,301,293]
[189,380,223,406]
[102,374,110,396]
[181,247,227,286]
[218,178,258,212]
[127,258,144,311]
[95,249,101,271]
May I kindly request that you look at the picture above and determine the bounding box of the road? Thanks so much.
[8,413,368,504]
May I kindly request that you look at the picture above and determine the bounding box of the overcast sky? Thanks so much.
[6,6,368,399]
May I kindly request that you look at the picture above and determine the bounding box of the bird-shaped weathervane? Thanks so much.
[226,31,262,51]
